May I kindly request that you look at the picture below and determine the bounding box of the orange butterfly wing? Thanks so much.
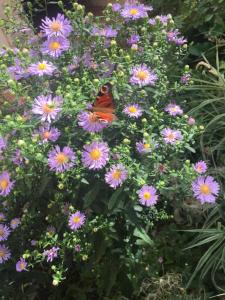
[92,83,117,123]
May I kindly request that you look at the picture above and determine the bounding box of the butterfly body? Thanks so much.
[91,83,117,123]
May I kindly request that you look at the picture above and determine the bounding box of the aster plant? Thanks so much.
[0,0,221,298]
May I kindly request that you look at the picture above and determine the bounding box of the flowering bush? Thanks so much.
[0,1,221,298]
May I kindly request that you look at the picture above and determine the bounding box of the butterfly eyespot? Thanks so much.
[100,86,108,94]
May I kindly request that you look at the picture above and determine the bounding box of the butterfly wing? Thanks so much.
[92,83,116,122]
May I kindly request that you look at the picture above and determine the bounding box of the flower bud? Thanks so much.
[110,40,117,47]
[123,138,130,145]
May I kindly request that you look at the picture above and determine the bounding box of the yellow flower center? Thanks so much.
[168,133,175,140]
[11,220,16,225]
[38,63,47,70]
[0,229,4,236]
[112,170,121,180]
[143,192,151,200]
[129,106,137,113]
[50,21,62,32]
[171,107,178,112]
[0,250,5,257]
[0,179,9,190]
[136,70,148,80]
[20,262,25,270]
[73,216,81,224]
[90,149,101,160]
[43,131,51,139]
[130,8,138,15]
[49,41,61,51]
[143,143,150,149]
[200,184,211,195]
[42,103,54,114]
[56,153,68,165]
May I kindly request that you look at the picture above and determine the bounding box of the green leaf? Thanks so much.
[108,187,123,210]
[133,227,154,246]
[83,184,100,208]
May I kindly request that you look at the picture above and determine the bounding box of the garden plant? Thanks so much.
[0,1,222,299]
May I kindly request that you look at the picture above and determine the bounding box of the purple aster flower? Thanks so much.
[193,161,208,174]
[43,246,59,262]
[0,213,6,222]
[10,218,21,229]
[136,139,157,154]
[165,103,183,116]
[74,244,81,252]
[78,111,107,133]
[130,64,157,87]
[121,3,152,20]
[148,18,156,25]
[127,34,140,45]
[103,26,118,38]
[167,29,187,45]
[188,117,195,125]
[0,171,14,197]
[161,128,182,144]
[82,141,110,170]
[0,245,11,263]
[28,61,56,76]
[112,3,121,12]
[105,164,128,189]
[123,103,143,118]
[47,225,56,235]
[7,62,28,81]
[158,15,169,25]
[12,149,24,166]
[0,224,10,241]
[40,13,72,38]
[192,176,220,204]
[32,95,63,123]
[31,240,37,246]
[16,258,27,272]
[41,36,70,58]
[37,124,60,143]
[181,73,191,85]
[68,211,86,231]
[0,137,7,152]
[48,145,76,173]
[82,52,97,69]
[138,185,158,207]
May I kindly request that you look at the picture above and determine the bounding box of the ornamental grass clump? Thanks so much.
[0,0,221,297]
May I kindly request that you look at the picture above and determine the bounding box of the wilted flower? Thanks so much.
[127,34,140,45]
[165,103,183,116]
[10,218,21,229]
[167,29,187,45]
[181,73,191,85]
[105,164,128,189]
[40,13,72,38]
[41,36,70,58]
[47,225,56,235]
[43,246,59,262]
[123,103,143,118]
[188,117,195,125]
[32,95,63,123]
[0,171,14,197]
[28,61,56,76]
[0,245,11,263]
[193,161,207,174]
[82,141,110,170]
[130,64,157,87]
[74,244,81,252]
[12,149,24,166]
[161,128,182,144]
[48,145,76,173]
[16,258,27,272]
[192,176,219,204]
[138,185,158,207]
[68,211,86,231]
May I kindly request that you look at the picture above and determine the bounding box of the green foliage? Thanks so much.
[0,0,216,299]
